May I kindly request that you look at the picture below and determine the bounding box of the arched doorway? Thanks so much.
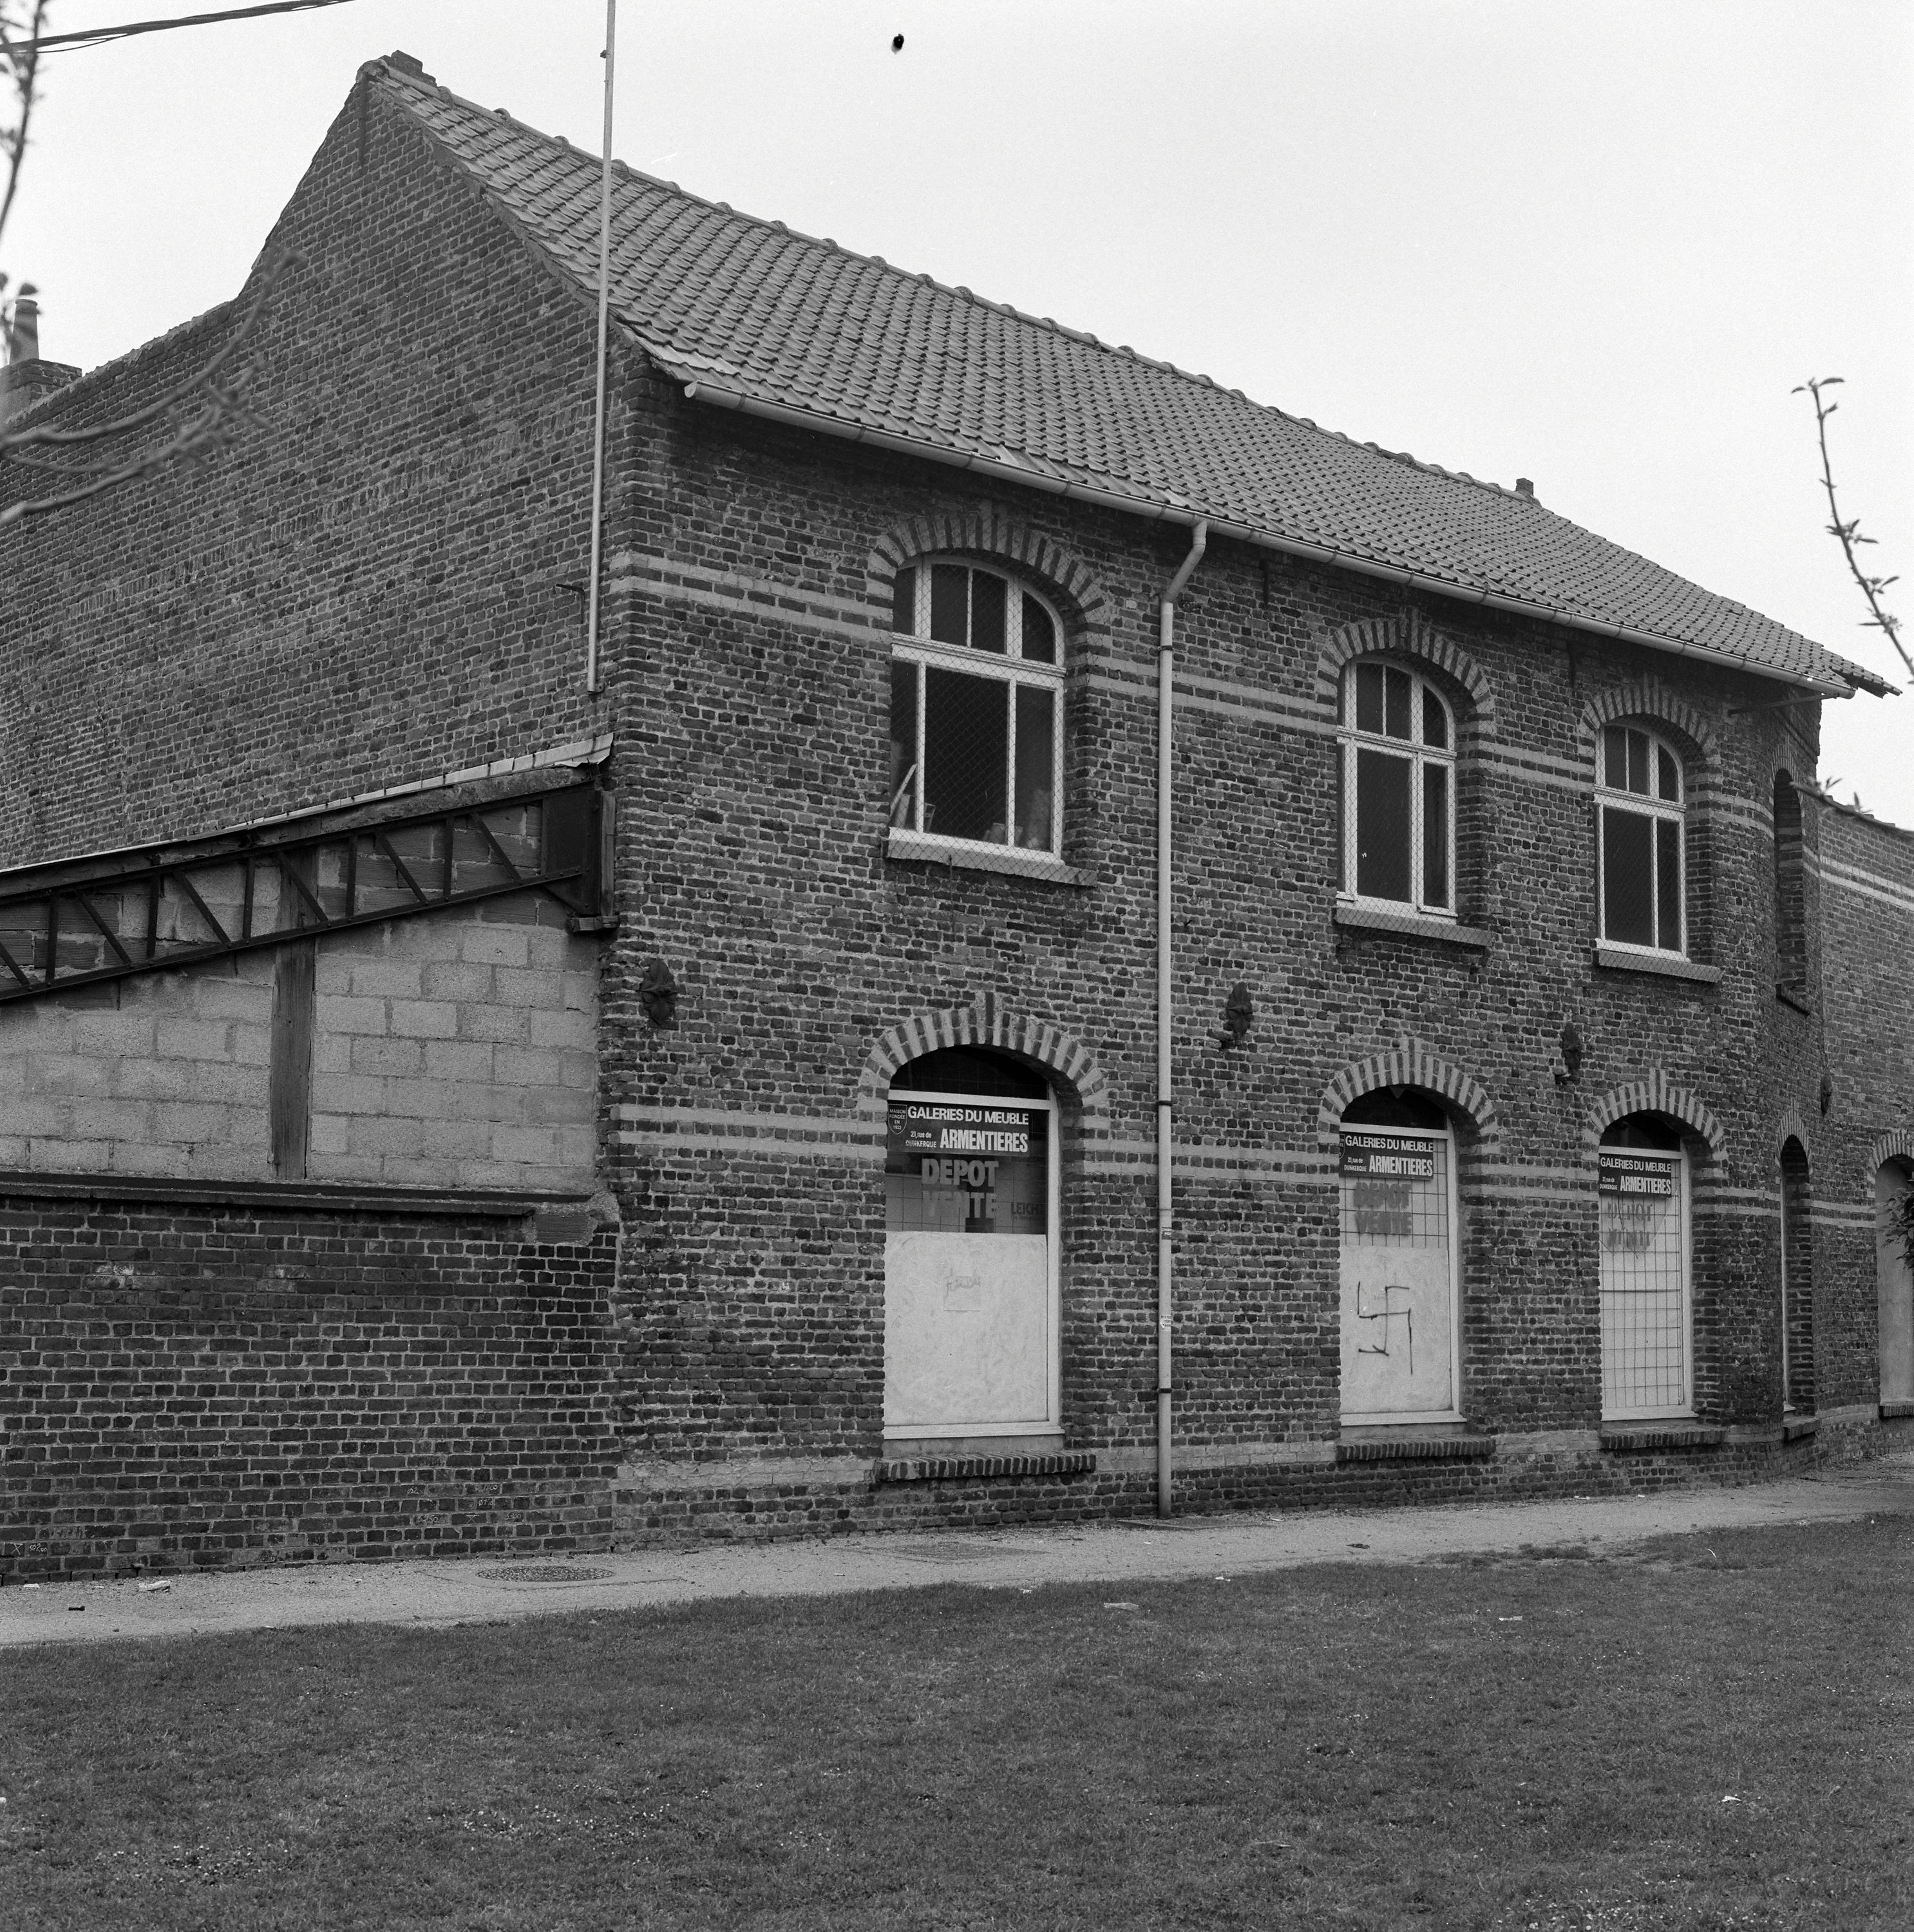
[1598,1113,1693,1420]
[1877,1160,1913,1406]
[883,1046,1061,1444]
[1338,1088,1461,1424]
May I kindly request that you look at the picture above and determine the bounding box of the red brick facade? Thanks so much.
[3,65,1909,1579]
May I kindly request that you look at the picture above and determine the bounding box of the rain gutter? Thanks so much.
[676,378,1852,699]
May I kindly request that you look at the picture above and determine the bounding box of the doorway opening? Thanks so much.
[883,1047,1061,1444]
[1338,1088,1462,1425]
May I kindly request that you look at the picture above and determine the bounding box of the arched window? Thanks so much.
[1597,724,1685,954]
[889,563,1064,859]
[1779,1137,1814,1413]
[1877,1159,1914,1407]
[1598,1113,1692,1419]
[883,1046,1061,1446]
[1337,1087,1462,1424]
[1773,772,1806,995]
[1338,661,1455,915]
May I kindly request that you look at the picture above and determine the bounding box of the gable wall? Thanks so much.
[0,75,611,869]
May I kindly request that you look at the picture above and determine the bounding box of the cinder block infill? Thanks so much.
[1598,1424,1727,1452]
[1334,1436,1495,1464]
[874,1452,1097,1485]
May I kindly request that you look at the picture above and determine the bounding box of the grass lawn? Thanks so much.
[2,1517,1910,1931]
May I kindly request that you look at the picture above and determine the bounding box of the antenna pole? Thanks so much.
[585,0,617,695]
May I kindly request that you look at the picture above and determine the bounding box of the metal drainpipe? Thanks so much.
[1157,520,1207,1518]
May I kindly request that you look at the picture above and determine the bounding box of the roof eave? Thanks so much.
[677,375,1850,700]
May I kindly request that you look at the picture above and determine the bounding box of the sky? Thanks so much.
[8,0,1911,822]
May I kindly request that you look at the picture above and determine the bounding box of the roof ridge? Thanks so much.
[365,52,1530,505]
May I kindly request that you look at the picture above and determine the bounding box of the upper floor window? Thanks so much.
[1597,724,1684,954]
[1338,660,1454,915]
[889,563,1063,857]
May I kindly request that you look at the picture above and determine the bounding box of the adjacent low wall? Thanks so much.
[1,1189,620,1580]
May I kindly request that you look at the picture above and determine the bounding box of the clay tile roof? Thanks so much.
[372,55,1891,697]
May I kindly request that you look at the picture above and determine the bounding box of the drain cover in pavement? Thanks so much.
[477,1565,616,1584]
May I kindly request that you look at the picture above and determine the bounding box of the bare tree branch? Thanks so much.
[0,2,50,294]
[1794,375,1913,681]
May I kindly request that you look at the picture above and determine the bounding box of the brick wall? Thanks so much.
[0,1192,619,1582]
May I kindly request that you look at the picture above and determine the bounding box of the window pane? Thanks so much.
[923,667,1009,842]
[891,566,917,636]
[1602,808,1655,945]
[1355,748,1413,902]
[971,572,1007,654]
[930,564,969,647]
[1355,663,1385,734]
[1013,685,1056,851]
[1422,762,1450,909]
[1422,687,1448,750]
[1604,726,1628,790]
[1658,744,1680,802]
[1021,594,1056,664]
[1385,668,1412,740]
[1656,817,1682,951]
[1627,729,1650,795]
[889,662,919,829]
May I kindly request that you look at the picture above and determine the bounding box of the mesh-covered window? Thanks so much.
[1597,724,1685,954]
[1598,1122,1691,1419]
[1339,661,1455,915]
[889,564,1064,860]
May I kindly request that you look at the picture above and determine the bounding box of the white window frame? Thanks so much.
[1598,1143,1694,1422]
[1595,723,1687,958]
[888,562,1066,864]
[881,1083,1062,1443]
[1337,659,1457,919]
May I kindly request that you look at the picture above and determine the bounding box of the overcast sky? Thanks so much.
[12,1,1911,822]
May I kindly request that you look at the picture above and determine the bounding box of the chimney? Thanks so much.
[6,285,39,362]
[0,285,82,425]
[1514,477,1536,499]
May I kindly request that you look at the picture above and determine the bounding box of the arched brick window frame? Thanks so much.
[866,511,1112,644]
[855,994,1111,1143]
[1868,1129,1914,1179]
[1317,1036,1499,1152]
[1577,685,1721,965]
[867,514,1110,870]
[1772,768,1808,996]
[1316,615,1497,926]
[1582,1074,1727,1160]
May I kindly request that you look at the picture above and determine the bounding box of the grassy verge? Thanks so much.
[2,1517,1909,1931]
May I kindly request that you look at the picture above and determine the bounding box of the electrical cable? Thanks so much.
[20,1,363,55]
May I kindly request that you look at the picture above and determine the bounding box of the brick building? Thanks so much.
[3,52,1910,1578]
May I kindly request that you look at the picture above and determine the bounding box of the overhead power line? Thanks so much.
[21,1,363,55]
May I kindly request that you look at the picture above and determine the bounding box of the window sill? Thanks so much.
[1775,985,1813,1016]
[886,829,1094,887]
[1593,945,1723,985]
[1334,902,1488,949]
[1599,1422,1724,1452]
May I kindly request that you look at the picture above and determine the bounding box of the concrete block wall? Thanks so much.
[308,906,599,1192]
[0,896,600,1196]
[0,960,274,1179]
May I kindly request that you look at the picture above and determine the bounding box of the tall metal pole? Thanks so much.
[584,0,618,696]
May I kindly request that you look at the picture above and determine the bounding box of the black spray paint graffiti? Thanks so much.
[1355,1282,1414,1372]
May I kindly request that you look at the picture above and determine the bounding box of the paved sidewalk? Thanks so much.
[6,1454,1911,1649]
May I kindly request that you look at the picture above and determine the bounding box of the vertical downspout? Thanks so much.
[584,0,618,696]
[1157,520,1207,1518]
